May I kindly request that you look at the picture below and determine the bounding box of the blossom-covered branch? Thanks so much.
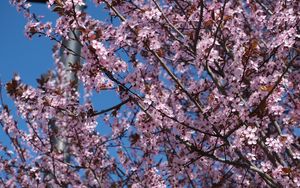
[1,0,299,187]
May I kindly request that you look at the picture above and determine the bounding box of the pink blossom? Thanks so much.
[3,0,300,187]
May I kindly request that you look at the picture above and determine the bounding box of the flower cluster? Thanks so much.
[2,0,299,187]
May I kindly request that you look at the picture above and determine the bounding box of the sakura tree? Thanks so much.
[0,0,299,187]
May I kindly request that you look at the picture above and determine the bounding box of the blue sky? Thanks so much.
[0,1,55,86]
[0,1,109,86]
